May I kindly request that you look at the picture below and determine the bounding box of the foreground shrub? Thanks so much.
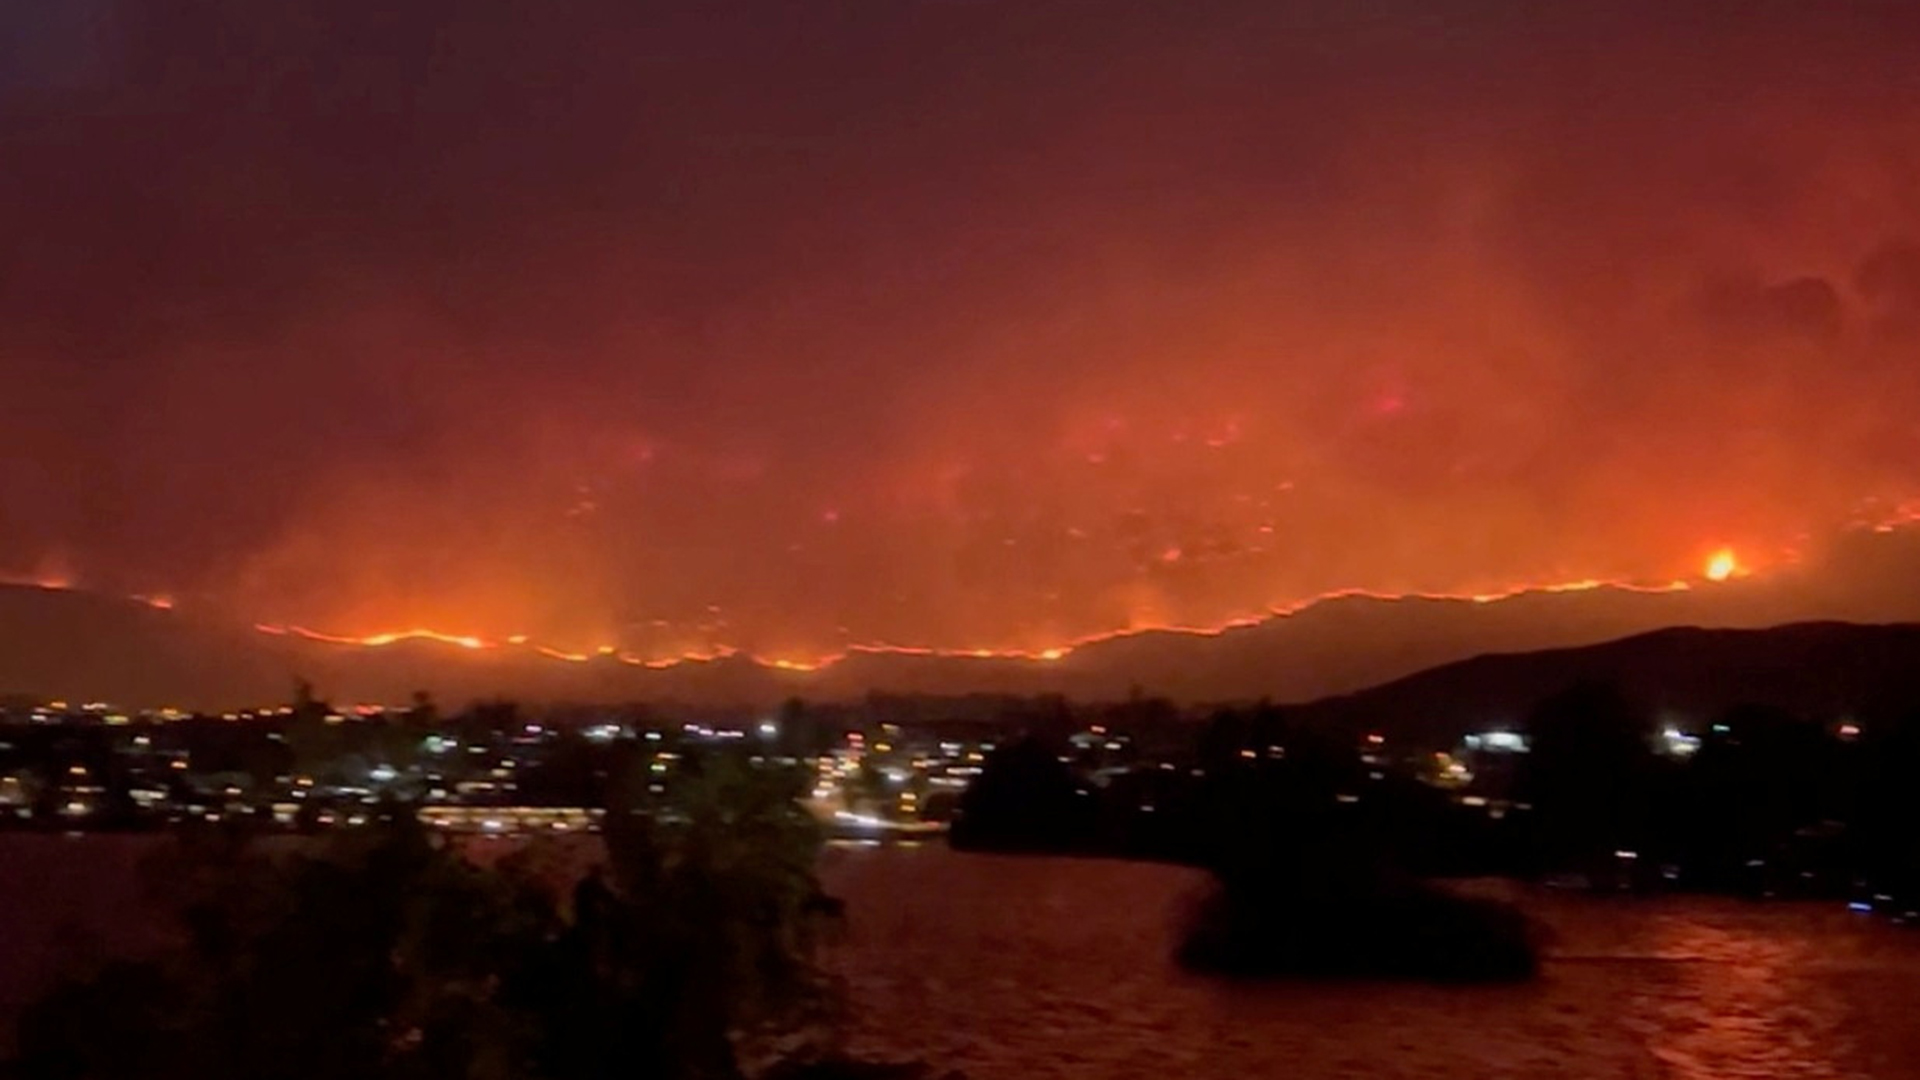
[15,753,866,1080]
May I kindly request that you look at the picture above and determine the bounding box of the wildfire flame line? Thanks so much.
[4,544,1766,677]
[238,570,1719,676]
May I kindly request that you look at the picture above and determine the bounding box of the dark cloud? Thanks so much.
[1696,276,1844,341]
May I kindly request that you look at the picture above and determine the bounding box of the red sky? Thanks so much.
[5,1,1920,662]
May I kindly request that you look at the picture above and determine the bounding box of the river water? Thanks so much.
[819,844,1920,1080]
[4,836,1920,1077]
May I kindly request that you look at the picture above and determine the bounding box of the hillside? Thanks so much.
[1285,621,1920,749]
[5,527,1920,710]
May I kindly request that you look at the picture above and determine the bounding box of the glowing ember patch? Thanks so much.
[1705,549,1739,582]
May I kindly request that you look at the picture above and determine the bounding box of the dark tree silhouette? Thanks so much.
[1180,704,1536,982]
[948,737,1091,852]
[1679,704,1832,888]
[404,690,438,731]
[1519,681,1655,874]
[15,754,872,1080]
[773,698,837,760]
[1854,710,1920,901]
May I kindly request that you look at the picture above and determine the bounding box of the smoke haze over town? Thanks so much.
[7,1,1920,665]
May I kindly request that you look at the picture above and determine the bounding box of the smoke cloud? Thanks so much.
[4,1,1920,658]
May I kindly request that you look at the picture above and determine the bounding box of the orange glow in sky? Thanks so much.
[5,3,1920,667]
